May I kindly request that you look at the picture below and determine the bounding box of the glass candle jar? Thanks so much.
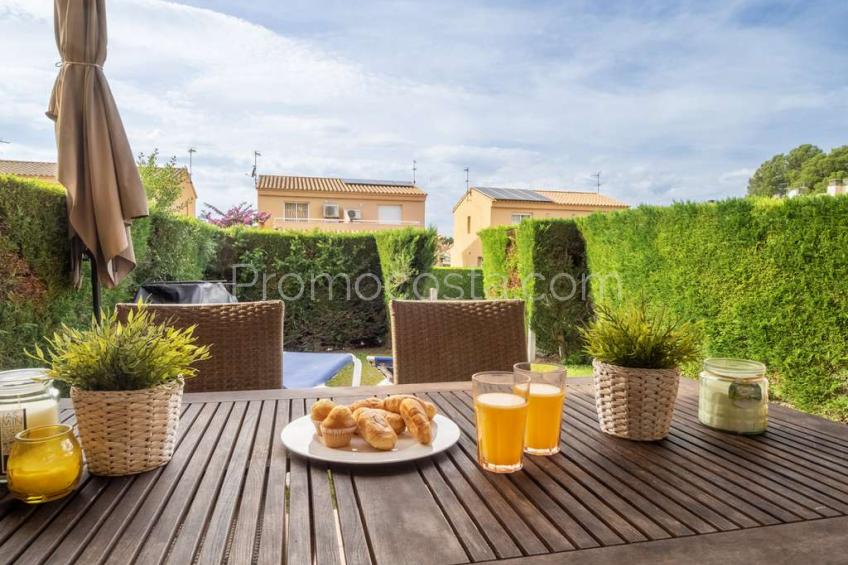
[698,358,768,434]
[0,369,60,482]
[7,424,82,503]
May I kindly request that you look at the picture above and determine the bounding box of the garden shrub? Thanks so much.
[516,219,591,362]
[219,228,389,349]
[579,197,848,420]
[479,226,520,298]
[374,227,438,303]
[419,267,484,299]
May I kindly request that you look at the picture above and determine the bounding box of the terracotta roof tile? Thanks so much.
[0,160,57,178]
[257,175,425,196]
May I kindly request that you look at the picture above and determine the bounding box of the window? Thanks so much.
[284,202,308,222]
[377,205,403,224]
[511,213,532,224]
[466,216,471,234]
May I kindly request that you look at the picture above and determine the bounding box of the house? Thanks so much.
[174,167,198,217]
[256,175,426,232]
[0,159,197,217]
[827,179,848,196]
[451,186,628,267]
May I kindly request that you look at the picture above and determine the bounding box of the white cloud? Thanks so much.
[1,0,847,234]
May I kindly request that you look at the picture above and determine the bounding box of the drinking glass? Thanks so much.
[7,424,83,504]
[472,371,530,473]
[514,362,567,455]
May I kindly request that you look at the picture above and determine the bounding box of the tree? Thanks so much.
[137,149,183,212]
[747,144,823,197]
[200,202,270,228]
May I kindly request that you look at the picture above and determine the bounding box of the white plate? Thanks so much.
[281,414,461,465]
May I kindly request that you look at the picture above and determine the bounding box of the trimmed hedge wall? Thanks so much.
[420,267,484,299]
[374,227,438,303]
[479,226,520,299]
[215,228,389,349]
[580,197,848,419]
[480,221,590,361]
[1,176,437,365]
[516,219,591,362]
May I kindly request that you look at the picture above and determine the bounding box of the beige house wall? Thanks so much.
[451,191,493,267]
[173,176,197,217]
[258,190,425,232]
[451,192,627,267]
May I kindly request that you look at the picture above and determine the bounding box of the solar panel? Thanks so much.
[342,178,415,187]
[474,187,553,202]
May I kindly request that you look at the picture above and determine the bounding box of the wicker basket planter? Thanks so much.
[70,379,183,476]
[592,360,679,441]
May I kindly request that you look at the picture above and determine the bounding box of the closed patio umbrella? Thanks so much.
[46,0,148,316]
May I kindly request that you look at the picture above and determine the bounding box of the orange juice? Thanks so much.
[515,382,565,455]
[474,392,528,472]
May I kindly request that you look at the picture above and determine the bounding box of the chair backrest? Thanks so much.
[116,301,284,393]
[390,299,527,384]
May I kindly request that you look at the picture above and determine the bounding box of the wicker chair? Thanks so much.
[116,301,284,393]
[390,299,527,384]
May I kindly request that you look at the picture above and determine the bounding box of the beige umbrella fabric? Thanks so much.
[46,0,148,289]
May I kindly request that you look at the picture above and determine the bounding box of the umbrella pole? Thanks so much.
[85,249,102,325]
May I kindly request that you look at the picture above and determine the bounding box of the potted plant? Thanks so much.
[580,302,702,441]
[30,306,210,475]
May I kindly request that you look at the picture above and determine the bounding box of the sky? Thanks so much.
[1,0,847,234]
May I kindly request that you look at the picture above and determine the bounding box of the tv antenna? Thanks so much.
[250,150,261,180]
[187,147,196,176]
[591,171,603,193]
[464,167,470,193]
[412,160,417,184]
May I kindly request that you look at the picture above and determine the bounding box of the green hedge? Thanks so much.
[579,197,848,420]
[419,267,484,299]
[516,219,591,362]
[374,227,438,303]
[0,176,438,363]
[216,228,389,349]
[479,226,520,298]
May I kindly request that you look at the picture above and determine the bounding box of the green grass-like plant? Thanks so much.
[29,305,210,391]
[580,302,702,370]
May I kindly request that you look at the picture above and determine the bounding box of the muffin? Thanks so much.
[319,406,357,448]
[311,399,336,435]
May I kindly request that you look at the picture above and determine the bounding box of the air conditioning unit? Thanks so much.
[347,208,362,221]
[323,204,340,218]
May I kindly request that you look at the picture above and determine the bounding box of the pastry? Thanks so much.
[384,395,437,420]
[400,398,432,444]
[310,399,336,435]
[349,397,384,412]
[354,409,398,451]
[319,406,357,448]
[353,407,405,434]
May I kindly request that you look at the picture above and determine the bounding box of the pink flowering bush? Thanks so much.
[201,202,271,228]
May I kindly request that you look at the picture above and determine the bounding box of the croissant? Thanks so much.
[400,398,432,444]
[349,397,385,412]
[355,409,397,451]
[384,395,437,420]
[354,407,406,434]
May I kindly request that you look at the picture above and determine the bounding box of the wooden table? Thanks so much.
[1,378,846,564]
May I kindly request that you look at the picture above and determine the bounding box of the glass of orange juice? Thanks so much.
[472,371,530,473]
[514,362,567,456]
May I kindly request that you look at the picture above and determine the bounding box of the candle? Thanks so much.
[0,369,60,481]
[698,358,768,435]
[7,424,82,504]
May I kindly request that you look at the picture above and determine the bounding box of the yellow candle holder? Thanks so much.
[7,424,83,504]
